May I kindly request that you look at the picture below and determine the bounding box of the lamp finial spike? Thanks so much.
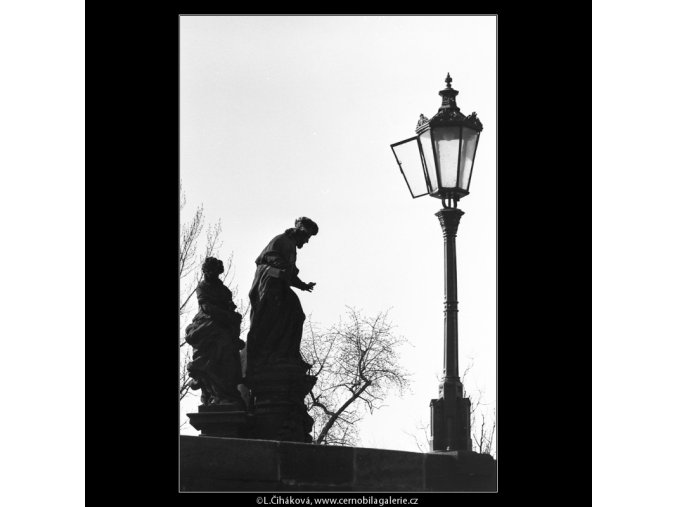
[437,73,459,113]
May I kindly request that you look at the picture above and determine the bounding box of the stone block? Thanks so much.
[179,435,495,492]
[186,409,249,438]
[279,441,354,487]
[354,447,424,491]
[248,365,317,443]
[424,452,461,491]
[424,451,496,492]
[180,435,280,484]
[180,476,281,492]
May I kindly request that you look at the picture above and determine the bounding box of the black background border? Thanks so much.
[85,5,591,503]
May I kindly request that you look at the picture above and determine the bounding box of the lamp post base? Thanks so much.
[430,376,472,451]
[430,394,472,452]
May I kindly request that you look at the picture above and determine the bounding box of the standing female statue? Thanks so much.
[185,257,245,408]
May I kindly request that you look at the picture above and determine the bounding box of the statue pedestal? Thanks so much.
[187,404,249,438]
[247,363,317,443]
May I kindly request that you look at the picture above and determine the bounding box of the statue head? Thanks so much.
[295,217,318,235]
[202,256,225,278]
[293,217,318,248]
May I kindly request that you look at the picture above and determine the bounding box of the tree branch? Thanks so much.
[316,380,371,445]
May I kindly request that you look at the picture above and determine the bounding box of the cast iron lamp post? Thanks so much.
[390,73,483,452]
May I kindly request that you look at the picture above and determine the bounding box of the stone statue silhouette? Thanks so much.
[245,217,318,374]
[185,256,245,408]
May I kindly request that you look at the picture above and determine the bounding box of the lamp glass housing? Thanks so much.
[391,136,429,199]
[458,127,479,191]
[390,74,482,203]
[418,128,439,195]
[432,125,461,189]
[391,123,481,201]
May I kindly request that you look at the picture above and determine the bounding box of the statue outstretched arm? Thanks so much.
[290,275,316,292]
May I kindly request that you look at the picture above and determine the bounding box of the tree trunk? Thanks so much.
[316,381,370,444]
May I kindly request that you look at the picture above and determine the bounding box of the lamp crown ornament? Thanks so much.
[415,113,430,134]
[465,112,483,132]
[437,72,460,113]
[427,73,483,132]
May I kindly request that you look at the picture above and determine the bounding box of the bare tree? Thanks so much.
[461,360,496,457]
[301,307,411,446]
[405,360,496,457]
[472,408,496,456]
[403,418,432,453]
[179,184,224,326]
[179,184,221,401]
[178,183,250,403]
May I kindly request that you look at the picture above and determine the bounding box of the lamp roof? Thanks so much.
[429,73,483,132]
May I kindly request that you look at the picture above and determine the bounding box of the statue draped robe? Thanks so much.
[246,229,308,373]
[185,278,243,405]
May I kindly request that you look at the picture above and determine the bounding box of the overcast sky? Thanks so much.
[179,15,497,452]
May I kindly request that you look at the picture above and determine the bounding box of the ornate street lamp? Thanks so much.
[390,73,483,452]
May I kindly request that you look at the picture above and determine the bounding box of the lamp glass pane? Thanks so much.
[458,129,479,191]
[432,126,461,189]
[391,137,428,198]
[418,129,439,194]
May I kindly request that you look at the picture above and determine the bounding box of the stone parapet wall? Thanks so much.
[180,435,496,492]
